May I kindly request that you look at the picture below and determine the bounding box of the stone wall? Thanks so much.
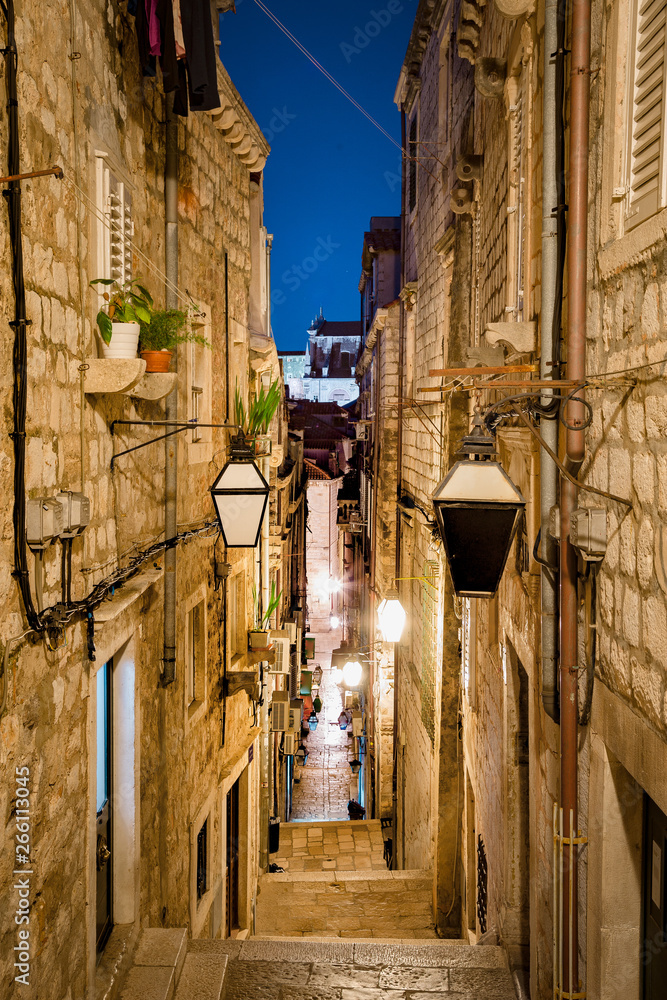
[0,2,279,996]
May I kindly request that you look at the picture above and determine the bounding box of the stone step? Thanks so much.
[255,868,435,938]
[173,941,229,1000]
[119,928,187,1000]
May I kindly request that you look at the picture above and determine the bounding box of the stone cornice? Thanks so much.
[394,0,449,108]
[356,308,389,380]
[206,62,271,170]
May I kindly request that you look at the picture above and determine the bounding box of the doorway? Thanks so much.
[226,776,240,936]
[643,794,667,999]
[96,659,112,952]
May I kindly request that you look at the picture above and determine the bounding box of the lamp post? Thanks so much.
[210,432,270,548]
[431,414,525,597]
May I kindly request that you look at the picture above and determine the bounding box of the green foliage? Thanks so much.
[90,276,153,344]
[252,580,283,630]
[234,379,282,438]
[138,309,210,352]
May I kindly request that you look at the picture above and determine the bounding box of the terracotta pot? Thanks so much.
[140,349,173,373]
[100,322,140,359]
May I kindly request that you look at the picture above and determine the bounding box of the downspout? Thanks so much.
[541,0,559,723]
[162,96,178,686]
[392,106,407,868]
[266,234,273,336]
[561,0,591,988]
[259,452,271,870]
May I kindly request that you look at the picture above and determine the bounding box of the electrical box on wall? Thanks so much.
[570,507,607,562]
[56,491,91,537]
[26,498,64,549]
[283,732,296,756]
[351,710,363,737]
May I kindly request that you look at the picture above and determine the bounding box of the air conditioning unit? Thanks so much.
[269,631,291,674]
[289,699,302,733]
[283,732,297,756]
[271,691,290,732]
[355,422,368,441]
[351,710,363,737]
[284,620,297,643]
[349,511,364,534]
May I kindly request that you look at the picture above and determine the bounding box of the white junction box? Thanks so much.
[26,498,64,549]
[570,507,607,562]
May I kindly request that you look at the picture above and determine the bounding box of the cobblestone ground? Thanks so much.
[270,820,387,872]
[219,939,516,1000]
[292,625,357,822]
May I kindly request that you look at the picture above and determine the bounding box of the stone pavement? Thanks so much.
[292,624,359,822]
[270,819,387,872]
[220,938,516,1000]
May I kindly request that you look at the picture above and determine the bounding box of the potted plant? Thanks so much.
[249,581,283,649]
[90,276,153,359]
[138,308,210,373]
[234,379,282,452]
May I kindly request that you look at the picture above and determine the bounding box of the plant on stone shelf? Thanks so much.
[137,307,210,372]
[234,379,282,440]
[90,276,153,344]
[252,580,283,631]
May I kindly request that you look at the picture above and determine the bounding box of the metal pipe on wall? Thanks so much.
[259,453,271,869]
[540,0,559,725]
[162,96,179,686]
[561,0,591,986]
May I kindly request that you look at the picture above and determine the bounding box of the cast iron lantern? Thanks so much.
[308,710,318,732]
[349,758,362,776]
[431,415,525,597]
[210,432,270,548]
[377,590,407,643]
[295,745,308,765]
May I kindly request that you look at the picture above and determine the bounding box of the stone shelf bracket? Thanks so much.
[83,358,147,394]
[125,372,178,402]
[484,321,537,355]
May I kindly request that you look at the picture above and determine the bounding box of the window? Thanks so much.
[196,818,208,901]
[408,115,418,213]
[229,572,246,661]
[462,598,477,708]
[186,600,205,708]
[187,305,212,462]
[625,0,667,229]
[506,73,527,320]
[439,32,452,148]
[95,154,133,285]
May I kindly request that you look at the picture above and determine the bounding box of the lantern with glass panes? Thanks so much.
[210,432,270,548]
[431,413,526,597]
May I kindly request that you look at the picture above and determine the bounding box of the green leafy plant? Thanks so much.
[138,309,211,352]
[252,580,283,630]
[234,379,282,438]
[90,276,153,345]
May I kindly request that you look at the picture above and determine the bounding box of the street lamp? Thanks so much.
[349,758,362,776]
[210,432,270,548]
[431,415,525,597]
[308,710,319,731]
[342,657,363,688]
[377,590,406,643]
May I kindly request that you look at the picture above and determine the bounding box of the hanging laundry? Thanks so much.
[156,0,180,94]
[134,0,157,77]
[147,0,161,56]
[172,0,186,59]
[178,0,221,113]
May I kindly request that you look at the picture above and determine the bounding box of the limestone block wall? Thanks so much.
[0,2,271,995]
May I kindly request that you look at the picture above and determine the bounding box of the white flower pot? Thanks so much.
[100,322,140,359]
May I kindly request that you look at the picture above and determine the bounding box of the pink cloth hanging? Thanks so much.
[172,0,186,58]
[146,0,161,56]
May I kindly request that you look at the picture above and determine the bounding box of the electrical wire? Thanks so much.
[0,630,35,719]
[250,0,440,182]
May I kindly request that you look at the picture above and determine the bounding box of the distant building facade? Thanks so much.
[280,310,362,404]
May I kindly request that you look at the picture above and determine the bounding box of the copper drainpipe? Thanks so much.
[560,0,590,987]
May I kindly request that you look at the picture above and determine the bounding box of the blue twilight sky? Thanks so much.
[219,0,415,351]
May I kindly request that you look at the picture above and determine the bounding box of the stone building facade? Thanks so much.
[388,0,667,996]
[0,3,300,998]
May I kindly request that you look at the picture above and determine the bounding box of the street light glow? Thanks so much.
[377,590,406,642]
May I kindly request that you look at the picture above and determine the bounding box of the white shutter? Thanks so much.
[97,157,133,284]
[628,0,667,228]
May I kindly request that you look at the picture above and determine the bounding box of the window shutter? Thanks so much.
[107,172,132,283]
[628,0,667,228]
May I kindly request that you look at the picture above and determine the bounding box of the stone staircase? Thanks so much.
[255,868,436,938]
[116,929,229,1000]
